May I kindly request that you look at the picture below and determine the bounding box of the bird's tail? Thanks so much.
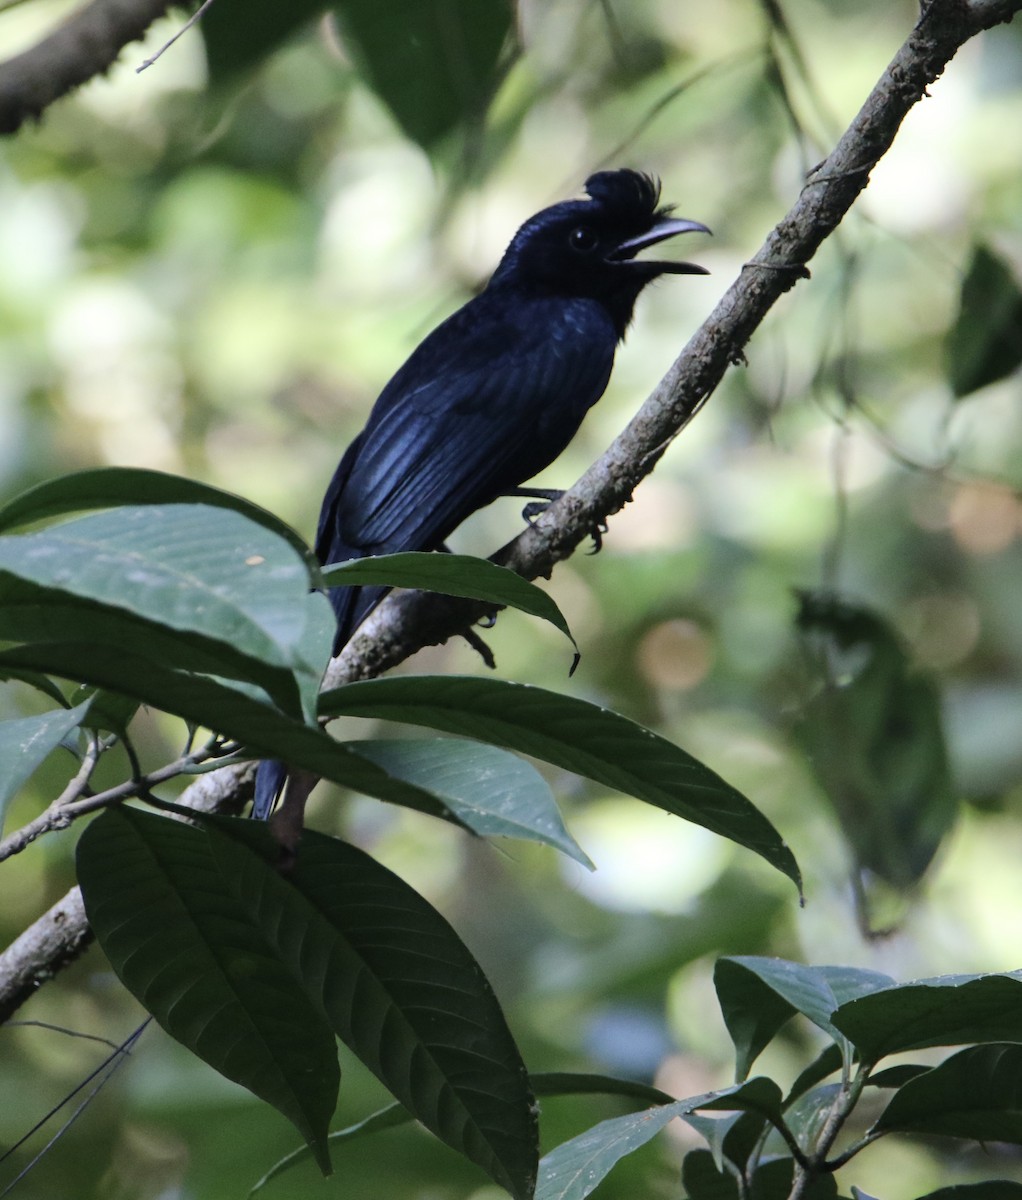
[253,758,288,820]
[250,572,391,820]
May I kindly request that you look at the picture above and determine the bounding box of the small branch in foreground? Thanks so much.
[0,738,238,866]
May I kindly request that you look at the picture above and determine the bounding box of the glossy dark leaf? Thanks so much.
[681,1111,764,1175]
[946,244,1022,398]
[332,0,513,148]
[874,1043,1022,1142]
[0,698,92,832]
[796,593,957,891]
[346,738,592,865]
[714,957,892,1078]
[322,551,577,658]
[321,676,801,891]
[76,807,338,1174]
[832,972,1022,1062]
[211,817,538,1200]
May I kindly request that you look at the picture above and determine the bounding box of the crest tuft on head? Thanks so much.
[582,170,669,221]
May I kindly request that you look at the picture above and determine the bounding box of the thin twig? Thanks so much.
[0,737,236,865]
[136,0,218,73]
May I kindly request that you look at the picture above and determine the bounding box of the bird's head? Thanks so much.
[491,169,710,334]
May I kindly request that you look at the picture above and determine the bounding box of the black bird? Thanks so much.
[254,169,708,818]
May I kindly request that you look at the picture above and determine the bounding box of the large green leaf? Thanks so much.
[346,738,592,866]
[714,958,893,1078]
[332,0,513,149]
[946,244,1022,398]
[832,972,1022,1062]
[76,806,339,1174]
[874,1043,1022,1142]
[0,698,92,832]
[0,504,332,721]
[210,817,538,1200]
[0,467,319,574]
[320,676,801,891]
[0,644,520,825]
[322,552,578,660]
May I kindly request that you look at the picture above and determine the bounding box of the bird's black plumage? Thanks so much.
[253,169,708,818]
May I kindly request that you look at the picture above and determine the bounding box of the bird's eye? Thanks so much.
[568,226,599,253]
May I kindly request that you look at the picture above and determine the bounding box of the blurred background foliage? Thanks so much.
[1,0,1022,1196]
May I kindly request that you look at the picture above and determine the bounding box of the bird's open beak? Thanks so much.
[612,216,711,275]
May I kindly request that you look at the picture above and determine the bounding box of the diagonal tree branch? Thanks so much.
[1,0,1020,1024]
[0,0,175,134]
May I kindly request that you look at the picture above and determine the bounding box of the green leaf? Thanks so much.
[250,1103,412,1195]
[320,676,801,892]
[831,972,1022,1062]
[0,698,92,832]
[786,1044,843,1103]
[0,667,68,707]
[535,1098,698,1200]
[76,807,339,1174]
[208,816,538,1200]
[751,1158,837,1199]
[946,243,1022,398]
[784,1082,841,1157]
[69,685,139,737]
[796,593,957,891]
[694,1077,785,1124]
[322,552,578,660]
[681,1111,762,1175]
[867,1064,931,1089]
[874,1043,1022,1142]
[332,0,513,149]
[0,504,332,722]
[681,1080,788,1181]
[0,644,525,829]
[530,1072,674,1107]
[346,738,592,866]
[0,468,319,574]
[200,0,325,83]
[714,958,893,1078]
[681,1149,740,1199]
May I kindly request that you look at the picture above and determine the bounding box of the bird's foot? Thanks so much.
[510,487,606,554]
